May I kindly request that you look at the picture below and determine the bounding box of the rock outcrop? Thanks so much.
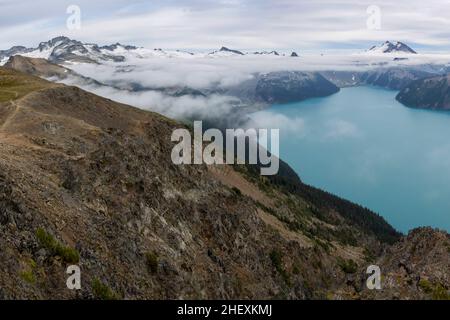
[227,71,340,105]
[336,228,450,300]
[396,74,450,110]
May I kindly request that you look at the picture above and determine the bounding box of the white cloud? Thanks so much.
[58,74,240,120]
[2,0,450,50]
[250,111,305,134]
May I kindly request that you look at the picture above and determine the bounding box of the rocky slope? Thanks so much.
[396,74,450,110]
[0,66,447,300]
[3,55,108,88]
[358,68,432,90]
[336,228,450,300]
[4,55,81,80]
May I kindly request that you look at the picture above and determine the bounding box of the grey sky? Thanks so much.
[1,0,450,51]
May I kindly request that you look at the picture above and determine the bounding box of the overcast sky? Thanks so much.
[2,0,450,51]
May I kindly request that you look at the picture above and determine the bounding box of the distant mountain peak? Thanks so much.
[100,43,138,51]
[368,41,417,54]
[212,47,244,55]
[252,50,279,56]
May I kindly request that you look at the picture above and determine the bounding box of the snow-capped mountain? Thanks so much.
[0,36,135,64]
[0,37,294,64]
[368,41,417,54]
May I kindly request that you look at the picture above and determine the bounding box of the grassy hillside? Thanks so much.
[0,68,51,102]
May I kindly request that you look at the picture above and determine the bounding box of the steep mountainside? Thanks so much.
[3,55,105,88]
[359,68,432,90]
[227,71,340,104]
[4,55,80,79]
[255,72,340,103]
[0,66,447,300]
[396,74,450,110]
[322,68,434,90]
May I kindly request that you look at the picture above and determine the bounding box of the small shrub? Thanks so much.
[20,270,35,284]
[269,249,290,284]
[231,187,242,196]
[36,228,54,249]
[92,278,119,300]
[419,279,450,300]
[269,250,283,270]
[338,258,358,274]
[36,228,80,264]
[363,247,376,263]
[314,238,331,254]
[19,258,38,284]
[145,252,158,274]
[418,279,433,294]
[292,265,301,275]
[312,257,323,270]
[432,284,450,300]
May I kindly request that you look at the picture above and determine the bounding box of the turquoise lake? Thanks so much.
[253,86,450,233]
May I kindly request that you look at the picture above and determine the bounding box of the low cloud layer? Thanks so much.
[59,74,240,121]
[250,111,305,134]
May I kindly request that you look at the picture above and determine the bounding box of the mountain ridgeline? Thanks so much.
[0,36,130,63]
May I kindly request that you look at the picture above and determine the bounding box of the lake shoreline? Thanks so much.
[252,86,450,233]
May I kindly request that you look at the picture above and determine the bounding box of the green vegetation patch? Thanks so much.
[92,278,120,300]
[419,279,450,300]
[0,68,49,102]
[36,228,80,264]
[19,258,38,284]
[337,258,358,274]
[19,270,35,284]
[269,249,290,284]
[145,251,158,274]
